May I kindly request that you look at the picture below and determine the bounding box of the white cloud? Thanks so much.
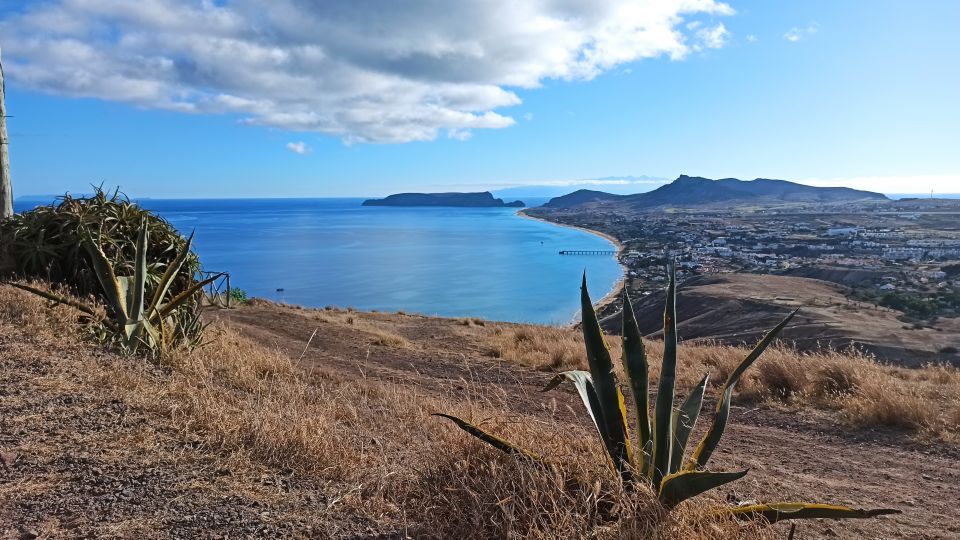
[523,112,534,121]
[697,23,729,49]
[784,23,818,43]
[285,141,309,154]
[0,0,734,143]
[746,34,758,43]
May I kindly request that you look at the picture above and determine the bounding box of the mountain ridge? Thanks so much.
[542,175,888,209]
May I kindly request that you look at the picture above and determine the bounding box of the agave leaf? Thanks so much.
[652,261,678,485]
[147,230,195,315]
[82,231,128,319]
[543,371,604,435]
[725,503,901,524]
[621,288,652,476]
[659,469,748,508]
[580,273,633,484]
[154,273,222,321]
[129,222,149,323]
[543,370,631,475]
[432,413,542,461]
[140,318,163,352]
[5,282,99,318]
[685,309,799,471]
[669,373,709,474]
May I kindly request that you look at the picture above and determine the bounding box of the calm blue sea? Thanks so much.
[14,197,622,324]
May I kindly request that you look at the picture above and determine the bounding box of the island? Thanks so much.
[362,191,525,208]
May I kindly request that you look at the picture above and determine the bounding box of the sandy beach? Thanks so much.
[517,209,626,318]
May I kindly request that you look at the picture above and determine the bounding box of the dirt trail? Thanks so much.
[211,302,960,540]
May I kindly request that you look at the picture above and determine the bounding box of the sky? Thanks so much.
[1,0,958,198]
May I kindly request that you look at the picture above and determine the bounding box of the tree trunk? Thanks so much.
[0,48,13,219]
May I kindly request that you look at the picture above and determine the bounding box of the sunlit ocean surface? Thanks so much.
[16,197,622,324]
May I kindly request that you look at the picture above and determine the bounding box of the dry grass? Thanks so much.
[487,325,960,443]
[1,285,774,538]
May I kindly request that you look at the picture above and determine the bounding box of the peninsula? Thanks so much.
[362,191,525,208]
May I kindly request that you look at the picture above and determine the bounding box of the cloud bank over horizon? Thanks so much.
[1,0,733,143]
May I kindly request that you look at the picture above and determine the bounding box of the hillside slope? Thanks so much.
[601,273,960,367]
[3,285,959,538]
[542,175,887,210]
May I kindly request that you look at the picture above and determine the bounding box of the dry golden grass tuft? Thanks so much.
[1,284,775,538]
[486,325,960,443]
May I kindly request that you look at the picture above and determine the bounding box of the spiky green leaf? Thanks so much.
[669,373,709,474]
[543,371,603,436]
[652,261,678,485]
[148,230,195,315]
[82,231,128,319]
[659,469,748,508]
[725,503,901,524]
[685,309,799,471]
[581,273,633,483]
[154,273,222,321]
[621,287,652,476]
[432,413,541,462]
[129,222,149,323]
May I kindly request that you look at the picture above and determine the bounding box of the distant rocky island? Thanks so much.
[362,191,525,208]
[541,175,888,210]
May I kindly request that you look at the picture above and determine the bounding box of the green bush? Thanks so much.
[230,287,249,305]
[0,187,199,299]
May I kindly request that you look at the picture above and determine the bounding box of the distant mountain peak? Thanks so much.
[540,175,888,210]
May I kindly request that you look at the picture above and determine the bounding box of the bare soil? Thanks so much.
[210,302,960,539]
[3,294,959,538]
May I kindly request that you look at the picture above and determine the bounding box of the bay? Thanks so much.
[16,197,623,324]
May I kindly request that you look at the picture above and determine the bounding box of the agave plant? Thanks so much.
[0,187,199,298]
[437,264,899,524]
[7,221,220,355]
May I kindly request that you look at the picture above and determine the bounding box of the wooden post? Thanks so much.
[0,48,13,219]
[226,273,232,308]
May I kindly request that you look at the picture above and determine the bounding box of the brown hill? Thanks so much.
[3,284,959,538]
[602,273,960,367]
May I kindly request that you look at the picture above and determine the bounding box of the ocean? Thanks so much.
[14,197,622,324]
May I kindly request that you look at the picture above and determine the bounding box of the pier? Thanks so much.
[558,249,617,255]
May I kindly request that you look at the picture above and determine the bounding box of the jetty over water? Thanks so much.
[558,249,617,255]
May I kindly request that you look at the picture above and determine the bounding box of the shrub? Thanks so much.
[0,187,199,299]
[438,265,899,526]
[230,287,249,305]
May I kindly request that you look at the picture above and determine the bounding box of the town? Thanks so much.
[531,197,960,324]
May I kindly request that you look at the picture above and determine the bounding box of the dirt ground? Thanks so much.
[3,294,959,538]
[210,302,960,539]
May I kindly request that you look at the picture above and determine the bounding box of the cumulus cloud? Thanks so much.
[0,0,734,143]
[286,141,309,154]
[784,23,818,43]
[696,23,729,49]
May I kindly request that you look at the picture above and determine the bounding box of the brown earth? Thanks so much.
[601,273,960,367]
[209,302,960,539]
[3,288,959,538]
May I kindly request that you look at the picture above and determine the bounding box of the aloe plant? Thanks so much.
[437,264,899,524]
[7,221,219,355]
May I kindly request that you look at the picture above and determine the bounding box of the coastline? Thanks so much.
[517,209,626,317]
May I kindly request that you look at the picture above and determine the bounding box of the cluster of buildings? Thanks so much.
[587,210,960,316]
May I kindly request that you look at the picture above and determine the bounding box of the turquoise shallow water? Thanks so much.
[16,198,622,324]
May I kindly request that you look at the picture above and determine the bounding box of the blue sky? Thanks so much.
[1,0,958,198]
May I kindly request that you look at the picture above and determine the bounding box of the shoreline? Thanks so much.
[517,209,626,317]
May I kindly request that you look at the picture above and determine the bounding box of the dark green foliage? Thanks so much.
[1,188,210,356]
[0,187,199,299]
[230,287,249,305]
